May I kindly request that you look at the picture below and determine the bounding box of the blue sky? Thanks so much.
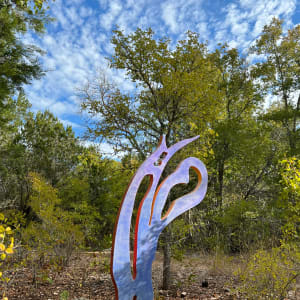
[23,0,299,149]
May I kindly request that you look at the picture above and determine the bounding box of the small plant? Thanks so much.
[0,213,15,300]
[59,290,70,300]
[187,272,197,284]
[100,256,110,274]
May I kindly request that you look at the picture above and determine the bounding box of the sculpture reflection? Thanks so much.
[111,136,208,300]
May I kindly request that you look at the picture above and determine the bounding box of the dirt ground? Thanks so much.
[1,251,299,300]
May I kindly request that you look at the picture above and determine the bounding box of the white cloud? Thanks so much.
[212,0,296,51]
[61,119,82,128]
[50,101,78,116]
[100,0,122,31]
[162,3,179,33]
[80,140,122,158]
[22,0,298,136]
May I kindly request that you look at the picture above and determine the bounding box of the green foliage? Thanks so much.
[0,0,53,211]
[59,290,70,300]
[78,22,298,291]
[22,173,83,285]
[188,199,279,254]
[168,218,192,261]
[279,158,300,280]
[0,92,30,145]
[201,45,276,209]
[80,28,221,156]
[236,157,299,299]
[0,11,298,296]
[0,0,51,100]
[0,92,31,210]
[20,110,81,186]
[216,201,265,252]
[251,18,300,155]
[59,148,131,249]
[1,108,81,212]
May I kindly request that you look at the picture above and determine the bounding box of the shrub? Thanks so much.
[235,158,300,299]
[236,247,297,299]
[0,213,15,299]
[22,173,83,285]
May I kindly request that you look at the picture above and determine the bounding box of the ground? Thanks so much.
[1,251,299,299]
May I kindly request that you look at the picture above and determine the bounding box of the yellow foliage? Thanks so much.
[236,247,298,299]
[0,213,15,299]
[22,172,83,283]
[236,158,300,299]
[4,248,13,254]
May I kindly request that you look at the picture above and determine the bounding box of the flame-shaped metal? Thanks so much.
[111,136,208,300]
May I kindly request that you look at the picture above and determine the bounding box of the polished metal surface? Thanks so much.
[111,136,208,300]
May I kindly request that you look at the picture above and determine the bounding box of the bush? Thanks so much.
[235,158,300,299]
[0,213,15,300]
[22,173,83,285]
[236,247,297,299]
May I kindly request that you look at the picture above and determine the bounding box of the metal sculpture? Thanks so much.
[111,136,208,300]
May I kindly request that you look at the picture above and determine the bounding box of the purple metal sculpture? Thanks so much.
[111,136,208,300]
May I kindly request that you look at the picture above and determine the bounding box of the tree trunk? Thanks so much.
[162,227,171,290]
[217,159,224,208]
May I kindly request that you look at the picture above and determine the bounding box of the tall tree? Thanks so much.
[206,46,275,208]
[20,110,81,186]
[0,92,31,210]
[80,29,221,157]
[251,18,300,155]
[0,0,51,100]
[79,28,221,289]
[58,148,133,249]
[0,0,52,210]
[0,109,81,211]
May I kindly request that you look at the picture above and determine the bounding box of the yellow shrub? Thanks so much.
[236,247,298,299]
[0,213,15,300]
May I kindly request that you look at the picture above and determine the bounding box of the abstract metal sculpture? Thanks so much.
[111,136,208,300]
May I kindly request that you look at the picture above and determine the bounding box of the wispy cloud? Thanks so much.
[23,0,298,136]
[212,0,297,51]
[161,2,179,33]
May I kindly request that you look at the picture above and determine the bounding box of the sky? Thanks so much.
[23,0,300,146]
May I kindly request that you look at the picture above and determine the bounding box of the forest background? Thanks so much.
[0,0,299,299]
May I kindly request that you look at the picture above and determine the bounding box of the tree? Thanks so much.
[251,18,300,155]
[80,28,221,289]
[185,46,281,253]
[207,46,265,208]
[80,29,221,157]
[0,92,30,146]
[20,110,81,186]
[0,0,52,210]
[0,92,31,210]
[1,109,81,212]
[0,0,51,100]
[58,147,132,249]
